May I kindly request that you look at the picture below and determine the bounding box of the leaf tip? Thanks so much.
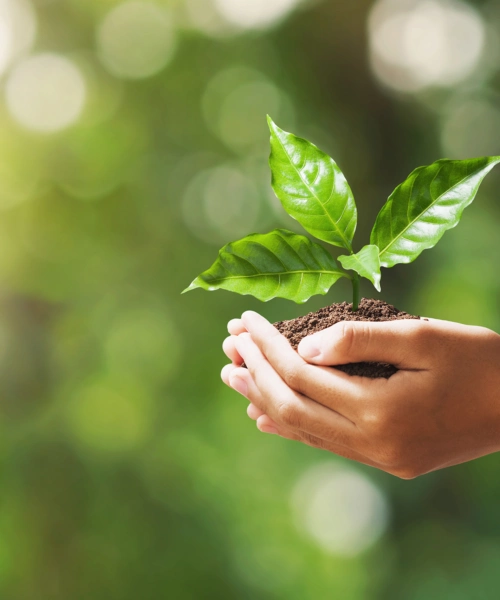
[181,280,198,294]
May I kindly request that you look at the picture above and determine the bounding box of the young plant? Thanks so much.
[184,116,500,310]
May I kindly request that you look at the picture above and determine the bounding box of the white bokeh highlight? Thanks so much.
[97,1,177,80]
[369,0,485,93]
[6,53,86,133]
[182,164,261,245]
[202,66,294,153]
[0,0,37,77]
[291,463,389,556]
[214,0,302,30]
[184,0,236,38]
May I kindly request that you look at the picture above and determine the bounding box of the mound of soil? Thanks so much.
[274,298,419,379]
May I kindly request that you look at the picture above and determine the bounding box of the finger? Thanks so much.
[221,363,238,386]
[222,336,243,365]
[247,403,265,420]
[227,365,271,422]
[228,319,246,335]
[236,368,380,469]
[297,319,433,369]
[241,311,365,420]
[256,414,280,434]
[234,333,359,449]
[254,417,382,468]
[230,367,279,429]
[228,370,280,432]
[226,369,268,420]
[272,426,383,469]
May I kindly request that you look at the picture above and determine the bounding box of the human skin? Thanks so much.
[221,311,500,479]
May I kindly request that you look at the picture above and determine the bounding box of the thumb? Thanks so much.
[297,319,429,368]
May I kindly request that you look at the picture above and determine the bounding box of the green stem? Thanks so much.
[351,273,360,311]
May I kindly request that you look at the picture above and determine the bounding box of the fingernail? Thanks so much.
[230,375,248,397]
[298,336,321,359]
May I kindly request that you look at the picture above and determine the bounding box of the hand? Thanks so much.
[221,311,500,479]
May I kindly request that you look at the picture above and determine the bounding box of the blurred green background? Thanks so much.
[0,0,500,597]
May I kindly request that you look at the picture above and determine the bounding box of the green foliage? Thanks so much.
[267,116,357,251]
[338,245,381,292]
[371,157,500,268]
[184,229,348,303]
[185,117,500,309]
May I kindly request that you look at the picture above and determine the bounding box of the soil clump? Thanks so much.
[274,298,419,379]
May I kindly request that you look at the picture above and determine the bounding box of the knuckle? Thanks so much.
[338,322,356,355]
[281,363,309,392]
[281,365,300,389]
[338,321,370,356]
[409,322,432,345]
[276,398,301,429]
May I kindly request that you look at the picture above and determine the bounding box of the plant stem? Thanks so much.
[351,273,360,311]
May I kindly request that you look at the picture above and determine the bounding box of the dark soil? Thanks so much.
[274,298,420,379]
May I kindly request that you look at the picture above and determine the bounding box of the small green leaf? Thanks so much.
[267,116,357,251]
[371,157,500,268]
[183,229,349,303]
[338,245,381,292]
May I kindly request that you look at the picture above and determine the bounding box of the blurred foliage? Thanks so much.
[0,0,500,598]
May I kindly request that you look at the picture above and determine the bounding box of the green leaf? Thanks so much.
[183,229,349,304]
[338,245,381,292]
[371,157,500,268]
[267,116,357,251]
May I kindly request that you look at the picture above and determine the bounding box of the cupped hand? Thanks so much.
[221,311,500,479]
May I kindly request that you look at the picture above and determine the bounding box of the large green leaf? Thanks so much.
[338,245,381,292]
[268,116,357,251]
[183,229,349,303]
[371,157,500,268]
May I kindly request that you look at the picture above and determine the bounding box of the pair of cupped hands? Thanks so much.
[221,311,500,479]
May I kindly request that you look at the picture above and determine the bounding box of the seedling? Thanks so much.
[184,116,499,310]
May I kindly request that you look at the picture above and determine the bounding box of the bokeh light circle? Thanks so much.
[74,55,124,127]
[97,1,177,79]
[219,81,282,149]
[202,66,294,153]
[0,0,37,77]
[182,164,261,244]
[53,121,145,200]
[5,53,86,133]
[184,0,236,38]
[214,0,302,30]
[0,18,11,76]
[368,0,485,93]
[291,463,389,556]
